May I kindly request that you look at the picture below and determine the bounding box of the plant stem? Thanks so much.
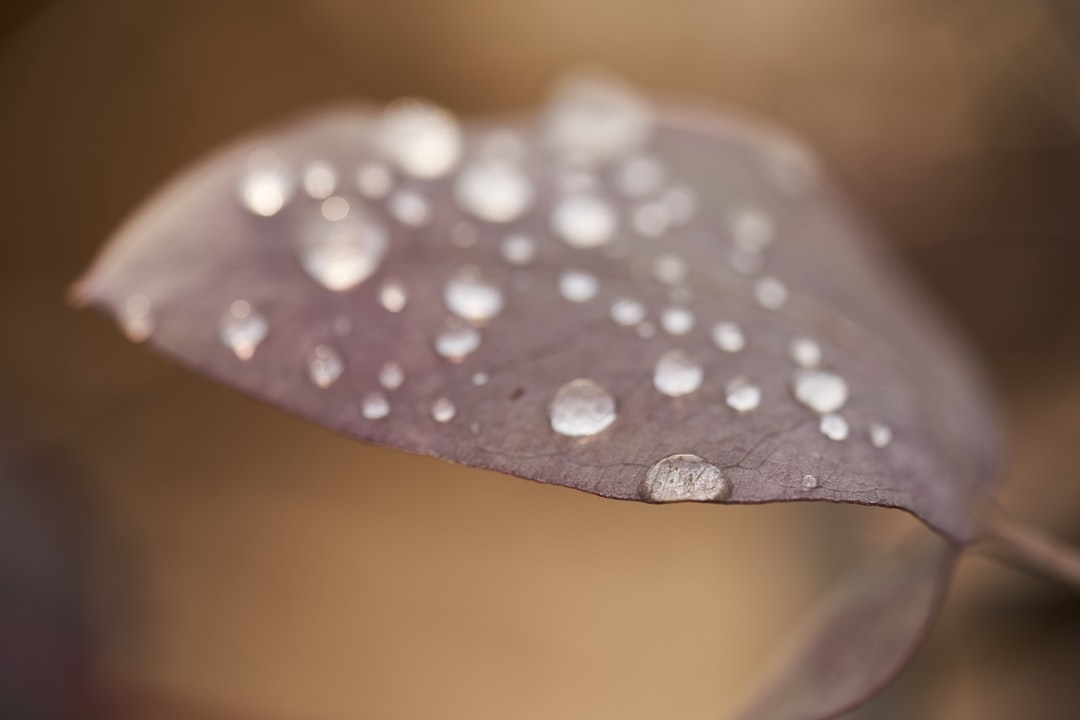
[977,507,1080,590]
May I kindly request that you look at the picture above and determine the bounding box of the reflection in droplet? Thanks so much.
[610,298,646,327]
[295,208,388,292]
[388,189,431,227]
[119,293,154,343]
[653,254,687,286]
[549,378,617,437]
[379,279,408,313]
[660,306,694,335]
[792,369,849,414]
[431,397,457,423]
[789,337,822,368]
[641,454,730,502]
[819,413,850,441]
[308,344,344,389]
[870,421,893,449]
[434,324,481,362]
[220,299,268,361]
[444,270,504,323]
[558,270,600,303]
[500,234,536,266]
[551,194,617,248]
[240,150,293,217]
[725,377,762,413]
[455,161,534,222]
[543,71,653,162]
[802,474,820,490]
[378,361,405,390]
[302,161,338,199]
[711,322,745,353]
[379,99,462,178]
[653,349,703,397]
[754,276,788,310]
[361,391,390,420]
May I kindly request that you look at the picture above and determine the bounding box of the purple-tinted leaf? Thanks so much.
[734,531,957,720]
[72,74,998,542]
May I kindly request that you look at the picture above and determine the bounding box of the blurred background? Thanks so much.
[1,1,1079,718]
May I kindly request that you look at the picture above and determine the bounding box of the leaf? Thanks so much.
[734,529,958,720]
[72,72,999,543]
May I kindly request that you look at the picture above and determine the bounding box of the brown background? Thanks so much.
[1,1,1079,718]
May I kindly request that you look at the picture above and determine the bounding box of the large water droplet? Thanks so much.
[725,377,762,413]
[500,234,536,266]
[379,279,408,313]
[640,454,731,502]
[431,397,457,423]
[754,276,788,310]
[220,299,268,360]
[711,322,746,353]
[610,298,646,327]
[819,413,850,441]
[551,193,617,248]
[434,323,481,362]
[653,349,703,397]
[379,99,462,178]
[789,337,822,368]
[378,361,405,390]
[869,421,893,449]
[308,344,344,389]
[455,161,534,222]
[388,189,431,227]
[295,208,388,292]
[792,369,849,414]
[240,150,293,217]
[558,270,600,303]
[660,306,694,335]
[543,72,653,162]
[549,378,617,437]
[361,391,390,420]
[444,269,504,323]
[119,293,154,343]
[302,161,338,199]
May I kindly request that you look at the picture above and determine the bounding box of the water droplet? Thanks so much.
[725,377,762,413]
[220,299,268,360]
[302,161,337,199]
[731,209,774,253]
[660,306,694,335]
[295,207,388,291]
[119,293,154,343]
[444,269,504,323]
[869,421,893,449]
[455,161,534,222]
[356,162,394,198]
[614,155,665,197]
[378,361,405,390]
[610,298,646,326]
[551,193,617,248]
[641,454,730,502]
[379,279,408,313]
[240,150,293,217]
[308,344,344,389]
[754,276,788,310]
[388,189,431,227]
[319,195,349,222]
[653,349,703,397]
[711,322,745,353]
[549,378,617,437]
[558,270,600,303]
[792,369,849,414]
[500,234,537,266]
[653,254,687,286]
[471,371,490,386]
[434,323,481,362]
[819,413,850,441]
[379,99,462,178]
[543,71,653,162]
[802,474,820,490]
[789,337,822,368]
[361,391,390,420]
[431,397,457,423]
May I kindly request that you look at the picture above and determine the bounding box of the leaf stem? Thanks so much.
[977,506,1080,590]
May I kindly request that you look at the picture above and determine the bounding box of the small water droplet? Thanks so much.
[388,189,431,227]
[789,337,822,368]
[653,349,703,397]
[802,474,820,490]
[431,397,457,423]
[819,413,850,441]
[295,208,388,291]
[610,298,646,326]
[725,377,762,413]
[220,299,268,360]
[653,254,687,286]
[471,371,490,386]
[641,454,730,502]
[302,161,338,199]
[549,378,617,437]
[660,306,694,335]
[500,234,536,266]
[455,161,534,222]
[356,162,394,198]
[320,195,350,222]
[119,293,154,343]
[361,391,390,420]
[240,150,293,217]
[543,71,653,162]
[379,279,408,313]
[711,322,745,353]
[380,99,462,178]
[754,276,788,310]
[614,155,665,197]
[558,270,600,303]
[551,193,617,248]
[308,344,344,389]
[434,323,481,362]
[731,209,774,253]
[869,421,893,449]
[378,361,405,390]
[444,269,504,323]
[792,369,849,414]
